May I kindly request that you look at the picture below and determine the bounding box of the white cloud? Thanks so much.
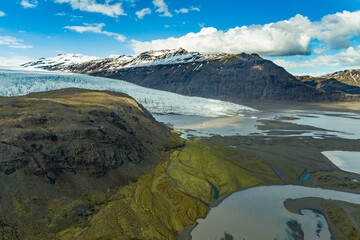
[131,15,312,56]
[190,7,200,12]
[314,11,360,49]
[54,0,126,17]
[153,0,172,17]
[175,8,188,14]
[0,36,33,49]
[136,8,151,19]
[0,55,35,67]
[274,45,360,69]
[55,12,67,16]
[0,11,6,17]
[20,0,37,8]
[64,23,126,42]
[130,11,360,57]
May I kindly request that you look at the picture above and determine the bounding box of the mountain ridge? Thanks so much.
[22,49,359,103]
[295,75,360,95]
[322,69,360,87]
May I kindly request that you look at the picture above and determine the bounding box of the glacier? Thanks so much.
[0,69,256,117]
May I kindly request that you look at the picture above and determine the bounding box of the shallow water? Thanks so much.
[322,151,360,174]
[154,109,360,139]
[191,185,360,240]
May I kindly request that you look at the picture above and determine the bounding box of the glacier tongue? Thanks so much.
[0,69,257,117]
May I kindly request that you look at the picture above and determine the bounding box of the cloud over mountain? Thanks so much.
[131,11,360,57]
[274,45,360,69]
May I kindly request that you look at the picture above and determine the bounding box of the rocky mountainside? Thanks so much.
[296,75,360,95]
[22,49,357,103]
[0,88,183,238]
[323,69,360,87]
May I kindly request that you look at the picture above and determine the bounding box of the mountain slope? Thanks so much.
[22,49,355,103]
[296,75,360,95]
[323,69,360,87]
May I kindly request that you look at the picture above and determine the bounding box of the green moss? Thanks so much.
[326,202,360,240]
[166,140,282,204]
[65,161,208,240]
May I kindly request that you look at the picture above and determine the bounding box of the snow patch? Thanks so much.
[22,54,99,70]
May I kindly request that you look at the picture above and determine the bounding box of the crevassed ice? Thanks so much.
[0,69,257,117]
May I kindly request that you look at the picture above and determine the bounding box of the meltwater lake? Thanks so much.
[154,109,360,139]
[191,185,360,240]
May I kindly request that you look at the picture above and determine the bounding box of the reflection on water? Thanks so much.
[154,114,261,137]
[191,185,360,240]
[154,109,360,139]
[322,151,360,174]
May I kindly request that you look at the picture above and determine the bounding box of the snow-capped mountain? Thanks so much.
[21,48,225,72]
[22,53,99,70]
[0,69,256,117]
[21,48,358,102]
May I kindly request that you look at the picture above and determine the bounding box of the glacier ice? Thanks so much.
[0,69,257,117]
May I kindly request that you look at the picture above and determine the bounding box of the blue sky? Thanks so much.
[0,0,360,75]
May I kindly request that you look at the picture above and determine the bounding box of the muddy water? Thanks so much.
[191,185,360,240]
[154,109,360,139]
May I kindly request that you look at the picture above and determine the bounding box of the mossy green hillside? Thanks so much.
[326,201,360,240]
[59,140,282,239]
[167,140,283,204]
